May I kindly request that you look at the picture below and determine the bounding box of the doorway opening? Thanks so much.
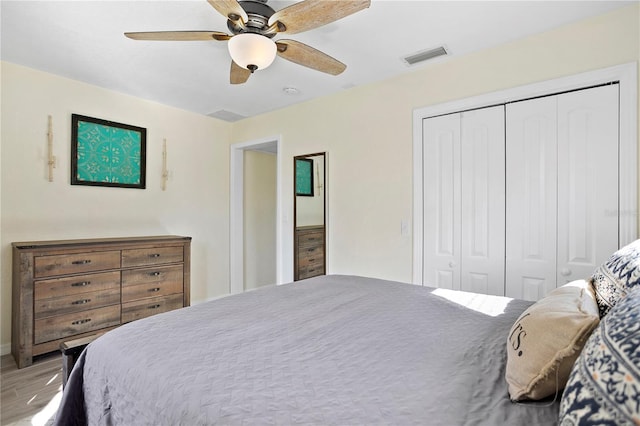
[230,136,286,294]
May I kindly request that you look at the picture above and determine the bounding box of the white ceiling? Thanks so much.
[1,1,633,120]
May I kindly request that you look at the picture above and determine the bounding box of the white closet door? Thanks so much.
[557,85,619,284]
[506,96,558,300]
[460,106,506,296]
[423,113,461,290]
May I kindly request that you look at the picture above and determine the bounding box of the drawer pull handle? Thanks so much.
[71,259,92,265]
[149,254,161,258]
[149,272,161,277]
[308,249,315,252]
[148,304,161,310]
[71,318,91,325]
[71,281,90,287]
[308,258,315,262]
[71,299,91,305]
[149,287,161,292]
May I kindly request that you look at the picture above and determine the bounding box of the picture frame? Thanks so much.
[295,158,314,196]
[71,114,146,189]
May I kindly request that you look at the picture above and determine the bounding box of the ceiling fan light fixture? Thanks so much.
[228,33,277,72]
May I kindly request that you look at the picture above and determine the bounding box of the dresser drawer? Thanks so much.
[34,286,120,320]
[34,251,121,278]
[298,265,325,280]
[122,265,183,302]
[298,231,324,248]
[298,245,323,261]
[34,271,120,300]
[34,305,121,344]
[122,246,183,268]
[122,294,184,323]
[298,252,324,269]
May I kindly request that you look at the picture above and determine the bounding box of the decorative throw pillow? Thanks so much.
[505,280,600,401]
[559,287,640,425]
[591,239,640,317]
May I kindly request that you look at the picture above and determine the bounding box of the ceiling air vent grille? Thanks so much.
[403,46,448,66]
[208,110,246,122]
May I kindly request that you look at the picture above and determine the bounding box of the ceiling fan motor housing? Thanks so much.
[227,1,277,38]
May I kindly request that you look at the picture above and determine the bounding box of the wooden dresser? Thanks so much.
[294,225,325,281]
[12,235,191,368]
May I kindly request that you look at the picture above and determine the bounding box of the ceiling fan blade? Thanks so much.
[268,0,370,34]
[207,0,248,24]
[276,40,346,75]
[125,31,231,41]
[230,60,251,84]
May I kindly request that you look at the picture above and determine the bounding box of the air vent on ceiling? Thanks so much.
[403,46,449,66]
[208,110,246,122]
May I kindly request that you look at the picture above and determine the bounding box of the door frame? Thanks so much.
[412,62,638,285]
[230,135,285,294]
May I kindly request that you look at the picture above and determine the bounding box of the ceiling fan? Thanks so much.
[125,0,371,85]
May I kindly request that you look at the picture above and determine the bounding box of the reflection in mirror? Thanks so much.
[294,153,326,281]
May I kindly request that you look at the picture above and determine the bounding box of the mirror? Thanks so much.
[294,152,326,281]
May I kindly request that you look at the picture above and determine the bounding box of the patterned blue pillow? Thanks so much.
[591,239,640,317]
[558,287,640,425]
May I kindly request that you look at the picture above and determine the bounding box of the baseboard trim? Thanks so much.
[1,342,12,356]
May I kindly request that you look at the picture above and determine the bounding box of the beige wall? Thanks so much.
[243,150,277,290]
[230,3,640,284]
[0,62,233,352]
[0,4,638,353]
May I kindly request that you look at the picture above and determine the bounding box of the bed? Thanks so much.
[55,239,640,426]
[54,274,568,425]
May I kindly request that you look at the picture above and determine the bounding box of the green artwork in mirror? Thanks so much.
[295,158,314,196]
[71,114,146,189]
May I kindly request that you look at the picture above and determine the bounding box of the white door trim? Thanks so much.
[412,62,638,285]
[230,135,283,294]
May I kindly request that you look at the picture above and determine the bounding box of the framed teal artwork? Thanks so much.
[71,114,146,189]
[295,158,314,196]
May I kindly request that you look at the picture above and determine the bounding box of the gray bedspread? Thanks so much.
[54,275,559,425]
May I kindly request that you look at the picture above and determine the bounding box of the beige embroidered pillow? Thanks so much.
[505,280,600,401]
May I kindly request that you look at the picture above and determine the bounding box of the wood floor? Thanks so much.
[1,352,62,426]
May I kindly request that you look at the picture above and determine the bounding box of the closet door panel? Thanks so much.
[557,85,619,284]
[506,97,558,300]
[423,113,461,290]
[460,106,505,296]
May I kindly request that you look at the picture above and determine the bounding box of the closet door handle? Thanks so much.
[561,268,572,277]
[448,261,456,268]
